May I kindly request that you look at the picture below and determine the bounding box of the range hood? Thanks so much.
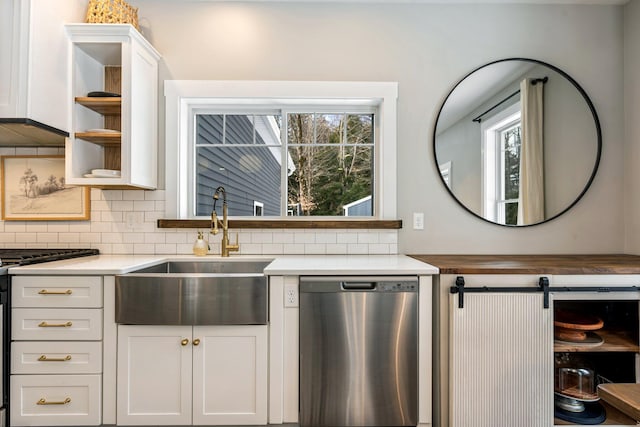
[0,118,68,146]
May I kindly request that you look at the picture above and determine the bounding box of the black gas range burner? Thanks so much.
[0,248,99,266]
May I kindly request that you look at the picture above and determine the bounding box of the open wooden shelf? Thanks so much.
[554,400,637,425]
[75,97,121,115]
[554,330,640,353]
[74,132,121,145]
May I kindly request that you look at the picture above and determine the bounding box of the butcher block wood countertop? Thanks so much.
[408,254,640,275]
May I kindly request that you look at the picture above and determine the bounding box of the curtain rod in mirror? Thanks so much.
[472,76,548,123]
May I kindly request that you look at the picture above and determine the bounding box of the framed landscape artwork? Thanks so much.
[1,155,90,221]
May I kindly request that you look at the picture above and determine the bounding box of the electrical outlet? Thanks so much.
[413,212,424,230]
[125,211,144,230]
[284,283,298,307]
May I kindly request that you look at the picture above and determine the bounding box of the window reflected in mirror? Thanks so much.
[434,58,601,227]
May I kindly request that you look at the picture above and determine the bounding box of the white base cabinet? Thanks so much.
[10,275,104,426]
[117,324,268,426]
[10,374,102,426]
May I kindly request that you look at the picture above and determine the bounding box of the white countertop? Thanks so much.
[7,254,438,276]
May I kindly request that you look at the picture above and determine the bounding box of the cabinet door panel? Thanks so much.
[117,325,192,426]
[192,325,267,425]
[450,293,553,427]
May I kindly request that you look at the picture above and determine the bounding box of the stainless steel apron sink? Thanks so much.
[115,260,272,325]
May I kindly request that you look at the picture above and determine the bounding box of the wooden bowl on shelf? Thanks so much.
[554,310,604,342]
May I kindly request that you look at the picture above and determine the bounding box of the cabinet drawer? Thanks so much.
[12,341,102,374]
[10,374,101,426]
[12,309,103,341]
[12,276,102,308]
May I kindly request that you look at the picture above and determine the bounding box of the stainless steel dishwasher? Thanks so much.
[299,276,418,427]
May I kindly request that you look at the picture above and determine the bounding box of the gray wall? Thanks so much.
[625,0,640,254]
[132,1,625,254]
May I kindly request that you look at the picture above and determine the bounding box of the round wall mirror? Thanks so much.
[433,58,601,226]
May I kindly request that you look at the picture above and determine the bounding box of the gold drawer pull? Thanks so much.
[38,355,72,362]
[193,338,200,346]
[38,321,73,328]
[37,397,71,405]
[38,289,72,295]
[181,338,189,346]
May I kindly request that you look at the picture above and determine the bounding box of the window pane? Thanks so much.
[504,201,518,225]
[195,146,282,216]
[225,115,255,144]
[347,114,374,144]
[287,145,373,216]
[316,113,344,144]
[196,115,223,145]
[502,124,521,200]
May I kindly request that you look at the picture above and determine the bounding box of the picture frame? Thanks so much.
[1,155,90,221]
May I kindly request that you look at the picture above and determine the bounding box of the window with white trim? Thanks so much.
[482,102,522,225]
[164,81,398,220]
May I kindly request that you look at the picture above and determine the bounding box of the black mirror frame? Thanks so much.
[433,57,602,227]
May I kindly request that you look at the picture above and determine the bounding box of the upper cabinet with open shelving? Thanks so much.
[65,24,160,189]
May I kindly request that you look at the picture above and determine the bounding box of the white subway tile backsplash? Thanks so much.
[47,224,70,233]
[337,233,358,244]
[145,190,166,201]
[90,222,112,233]
[58,233,81,243]
[0,189,399,255]
[315,232,337,244]
[261,243,284,254]
[123,191,145,201]
[283,243,305,254]
[165,233,188,244]
[123,233,145,244]
[80,233,101,243]
[0,233,16,247]
[133,243,155,254]
[155,243,177,254]
[101,211,123,222]
[111,243,134,254]
[379,232,398,244]
[326,244,348,254]
[68,223,91,233]
[102,190,123,201]
[36,233,59,243]
[272,232,294,244]
[347,244,369,254]
[25,224,47,232]
[357,232,379,244]
[134,200,155,211]
[16,233,37,243]
[294,233,316,244]
[111,201,134,211]
[4,223,26,233]
[304,244,326,255]
[251,233,273,244]
[239,243,262,255]
[102,233,124,244]
[144,233,166,244]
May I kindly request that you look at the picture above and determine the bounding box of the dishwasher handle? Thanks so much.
[341,281,376,290]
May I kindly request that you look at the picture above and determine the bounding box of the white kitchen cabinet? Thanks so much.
[438,273,640,427]
[449,288,553,427]
[117,324,268,426]
[10,275,104,426]
[0,0,85,137]
[65,24,160,189]
[10,374,102,426]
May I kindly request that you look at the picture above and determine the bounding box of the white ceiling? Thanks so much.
[187,0,630,4]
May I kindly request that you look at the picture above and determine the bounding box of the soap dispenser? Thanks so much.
[193,231,209,256]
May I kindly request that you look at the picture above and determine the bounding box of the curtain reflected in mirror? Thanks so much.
[434,58,601,227]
